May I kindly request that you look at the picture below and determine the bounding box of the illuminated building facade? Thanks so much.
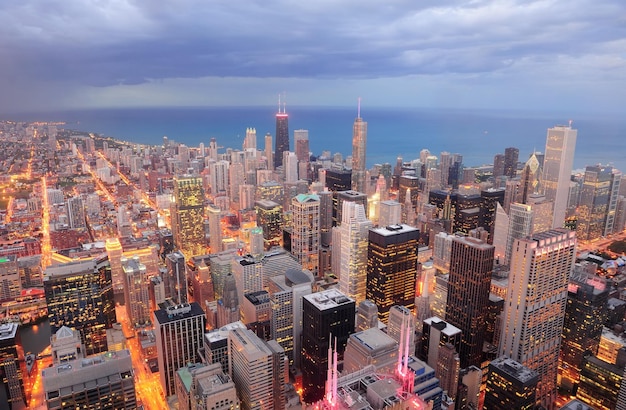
[577,165,622,240]
[0,323,27,409]
[542,125,577,228]
[154,302,206,397]
[291,193,320,275]
[301,289,355,403]
[559,270,609,393]
[366,224,419,324]
[500,229,576,410]
[445,236,494,368]
[351,103,367,194]
[576,356,624,410]
[172,175,206,258]
[484,357,538,410]
[255,200,283,250]
[44,256,116,356]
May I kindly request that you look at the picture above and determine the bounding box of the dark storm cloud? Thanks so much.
[1,0,624,88]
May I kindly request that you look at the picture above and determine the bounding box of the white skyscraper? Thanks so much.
[542,125,577,229]
[285,151,298,183]
[291,193,320,275]
[499,229,576,410]
[336,202,372,304]
[228,327,285,410]
[505,203,534,265]
[351,101,367,194]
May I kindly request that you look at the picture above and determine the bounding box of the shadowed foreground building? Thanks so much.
[484,357,538,410]
[301,289,355,403]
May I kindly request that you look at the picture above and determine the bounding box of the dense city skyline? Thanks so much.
[1,1,625,114]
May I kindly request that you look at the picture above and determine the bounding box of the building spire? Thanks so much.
[357,97,361,119]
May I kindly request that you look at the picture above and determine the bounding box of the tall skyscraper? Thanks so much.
[269,268,313,367]
[255,200,283,250]
[577,165,622,240]
[153,302,206,397]
[171,175,205,258]
[301,289,355,403]
[559,269,609,393]
[44,256,116,356]
[445,236,494,368]
[366,224,419,323]
[335,202,372,304]
[542,124,577,229]
[503,147,519,179]
[122,256,151,327]
[228,327,285,410]
[291,193,320,275]
[264,133,273,171]
[505,203,534,265]
[164,251,188,304]
[274,98,289,169]
[207,203,222,254]
[294,129,310,162]
[500,229,576,410]
[0,255,20,302]
[351,100,367,194]
[243,127,257,150]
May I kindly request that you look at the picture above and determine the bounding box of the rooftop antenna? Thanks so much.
[278,93,281,113]
[357,97,361,119]
[568,119,573,128]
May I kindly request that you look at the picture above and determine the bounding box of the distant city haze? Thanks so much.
[7,106,626,172]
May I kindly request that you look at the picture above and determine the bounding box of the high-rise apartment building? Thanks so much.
[243,127,257,150]
[445,236,494,368]
[500,229,576,410]
[122,256,151,327]
[351,103,367,194]
[291,193,320,275]
[228,327,285,410]
[207,204,222,254]
[172,175,205,258]
[335,202,372,304]
[44,256,116,356]
[274,101,289,169]
[542,125,577,228]
[301,289,355,403]
[366,224,419,324]
[153,302,206,397]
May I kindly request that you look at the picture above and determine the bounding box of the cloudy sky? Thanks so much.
[1,0,625,113]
